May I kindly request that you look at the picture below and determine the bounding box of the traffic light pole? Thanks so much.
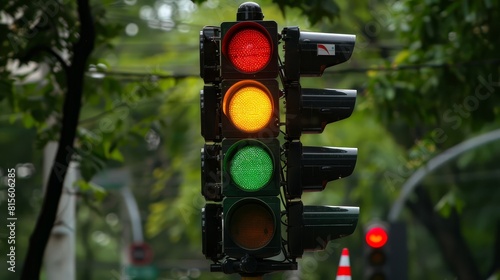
[121,186,144,243]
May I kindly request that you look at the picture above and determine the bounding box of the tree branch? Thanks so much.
[79,103,128,124]
[407,186,481,279]
[20,0,95,278]
[489,220,500,277]
[45,48,69,73]
[21,45,69,73]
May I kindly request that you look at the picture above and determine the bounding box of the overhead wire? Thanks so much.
[87,58,500,81]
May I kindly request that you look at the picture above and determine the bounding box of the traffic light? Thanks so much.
[219,2,282,262]
[364,222,389,280]
[200,2,286,274]
[200,1,360,275]
[363,221,408,280]
[281,25,360,257]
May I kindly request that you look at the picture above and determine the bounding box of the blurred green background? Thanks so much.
[1,0,499,279]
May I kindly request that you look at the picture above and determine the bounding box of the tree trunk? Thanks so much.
[407,186,481,280]
[20,0,95,278]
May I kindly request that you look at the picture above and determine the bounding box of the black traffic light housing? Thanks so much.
[200,26,220,84]
[201,144,221,201]
[200,1,361,275]
[201,2,284,271]
[281,23,359,260]
[202,204,223,261]
[200,85,221,142]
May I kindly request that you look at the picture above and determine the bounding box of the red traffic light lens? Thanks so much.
[229,202,275,250]
[365,226,388,248]
[223,22,272,73]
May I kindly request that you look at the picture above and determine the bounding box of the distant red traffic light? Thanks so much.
[365,226,388,248]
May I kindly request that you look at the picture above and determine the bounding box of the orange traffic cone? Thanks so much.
[336,248,351,280]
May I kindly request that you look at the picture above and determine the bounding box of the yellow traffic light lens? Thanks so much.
[223,80,273,133]
[229,203,275,250]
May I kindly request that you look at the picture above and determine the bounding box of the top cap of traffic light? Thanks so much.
[236,2,264,21]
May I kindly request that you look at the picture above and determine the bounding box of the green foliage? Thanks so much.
[368,0,500,140]
[434,188,465,217]
[272,0,340,25]
[191,0,340,25]
[0,0,132,182]
[367,0,500,215]
[365,0,500,277]
[75,179,108,202]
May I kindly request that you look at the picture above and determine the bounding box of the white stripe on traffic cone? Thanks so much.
[336,248,351,280]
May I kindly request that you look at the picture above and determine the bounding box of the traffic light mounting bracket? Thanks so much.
[210,255,298,275]
[200,26,221,84]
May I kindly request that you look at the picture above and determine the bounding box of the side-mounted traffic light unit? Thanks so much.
[281,21,359,259]
[200,1,360,276]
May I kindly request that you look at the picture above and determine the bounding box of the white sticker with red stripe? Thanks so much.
[317,44,336,56]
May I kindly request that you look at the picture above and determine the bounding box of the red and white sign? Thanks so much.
[129,242,154,265]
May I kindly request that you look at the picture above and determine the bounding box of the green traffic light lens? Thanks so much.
[227,142,273,191]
